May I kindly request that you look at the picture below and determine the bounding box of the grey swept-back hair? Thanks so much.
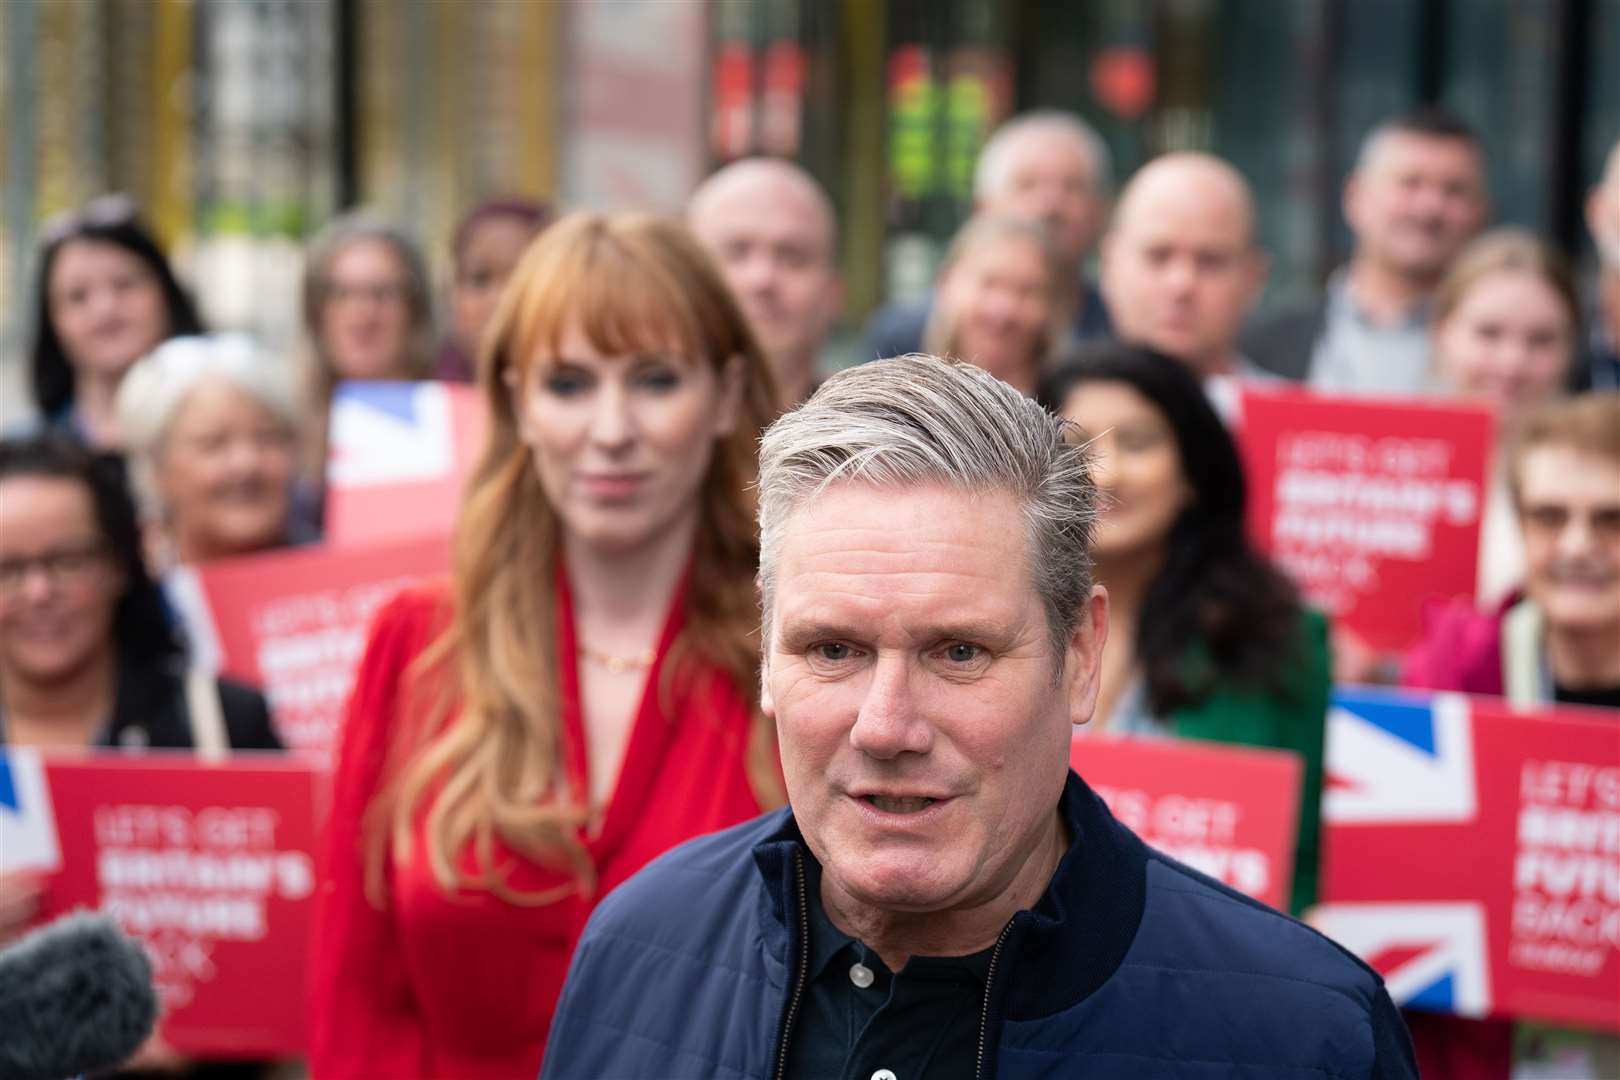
[757,353,1097,669]
[974,110,1114,200]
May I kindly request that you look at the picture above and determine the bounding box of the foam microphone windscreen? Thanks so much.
[0,910,159,1080]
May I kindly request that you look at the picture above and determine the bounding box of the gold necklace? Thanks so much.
[579,644,656,674]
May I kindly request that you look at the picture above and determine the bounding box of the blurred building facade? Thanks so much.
[3,0,1617,423]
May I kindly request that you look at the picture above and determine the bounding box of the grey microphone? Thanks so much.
[0,910,159,1080]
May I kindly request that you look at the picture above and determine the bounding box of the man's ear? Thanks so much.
[714,354,746,438]
[1341,172,1364,235]
[760,627,777,719]
[1067,585,1110,727]
[760,673,776,720]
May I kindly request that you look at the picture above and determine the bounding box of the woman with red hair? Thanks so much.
[310,211,784,1078]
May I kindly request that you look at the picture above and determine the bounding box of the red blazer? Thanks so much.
[309,575,767,1079]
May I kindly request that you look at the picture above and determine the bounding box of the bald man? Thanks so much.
[1581,140,1620,391]
[1243,108,1488,392]
[1100,152,1269,380]
[689,158,844,405]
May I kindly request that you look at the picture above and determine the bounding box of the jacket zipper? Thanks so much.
[974,919,1017,1080]
[773,849,810,1080]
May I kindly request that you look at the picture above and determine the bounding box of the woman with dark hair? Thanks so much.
[438,197,554,381]
[0,434,281,754]
[0,434,280,962]
[1040,343,1330,913]
[310,211,784,1079]
[27,195,205,448]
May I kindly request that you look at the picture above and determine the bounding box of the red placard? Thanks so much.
[1071,735,1303,910]
[325,381,487,547]
[1237,386,1495,652]
[1316,687,1620,1031]
[1,752,321,1057]
[169,536,447,763]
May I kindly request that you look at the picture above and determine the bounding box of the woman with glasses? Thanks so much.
[0,434,280,939]
[298,212,436,504]
[26,195,204,449]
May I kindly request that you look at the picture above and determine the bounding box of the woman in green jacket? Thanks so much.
[1042,344,1330,914]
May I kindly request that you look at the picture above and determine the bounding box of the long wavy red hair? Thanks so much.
[362,211,785,904]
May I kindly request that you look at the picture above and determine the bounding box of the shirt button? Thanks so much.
[849,962,875,989]
[871,1071,898,1080]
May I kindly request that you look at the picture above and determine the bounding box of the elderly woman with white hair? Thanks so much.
[115,333,312,568]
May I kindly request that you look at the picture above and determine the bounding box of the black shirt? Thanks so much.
[1554,682,1620,711]
[784,859,996,1080]
[0,661,281,752]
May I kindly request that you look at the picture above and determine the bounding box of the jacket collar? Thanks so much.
[749,769,1149,1020]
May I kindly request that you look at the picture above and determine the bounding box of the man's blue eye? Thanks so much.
[815,643,851,661]
[944,643,980,663]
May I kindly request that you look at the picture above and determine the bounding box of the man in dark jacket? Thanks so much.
[1242,107,1488,391]
[541,355,1417,1080]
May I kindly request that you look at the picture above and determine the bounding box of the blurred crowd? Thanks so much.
[1,104,1618,1080]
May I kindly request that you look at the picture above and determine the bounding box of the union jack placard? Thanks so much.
[325,380,488,546]
[1315,687,1620,1032]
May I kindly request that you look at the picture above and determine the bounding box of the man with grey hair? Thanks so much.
[689,158,845,405]
[541,355,1416,1080]
[863,111,1114,360]
[1244,106,1489,392]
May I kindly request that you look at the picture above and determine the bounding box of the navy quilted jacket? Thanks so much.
[541,771,1417,1080]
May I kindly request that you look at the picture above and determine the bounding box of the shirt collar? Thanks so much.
[803,857,859,981]
[1327,265,1432,329]
[751,770,1151,1016]
[794,829,1024,986]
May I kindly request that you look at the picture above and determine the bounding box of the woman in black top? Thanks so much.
[0,434,279,941]
[0,433,279,751]
[26,196,204,449]
[0,433,283,1078]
